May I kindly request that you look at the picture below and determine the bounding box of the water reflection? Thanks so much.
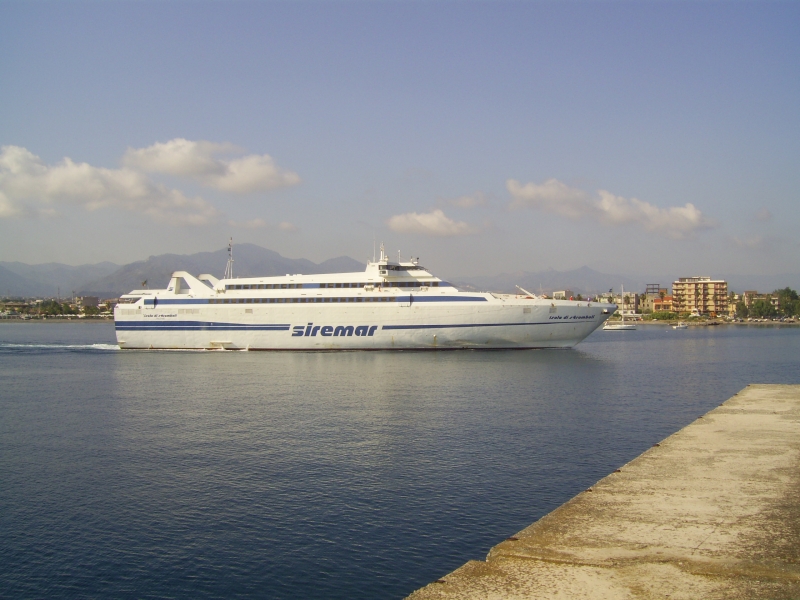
[1,323,799,599]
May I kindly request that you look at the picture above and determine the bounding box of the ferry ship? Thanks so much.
[114,245,615,350]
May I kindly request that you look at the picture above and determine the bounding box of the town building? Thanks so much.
[652,295,674,313]
[606,291,639,315]
[728,293,741,318]
[76,296,99,308]
[742,291,779,310]
[641,284,671,313]
[0,301,28,314]
[553,290,575,300]
[672,277,728,316]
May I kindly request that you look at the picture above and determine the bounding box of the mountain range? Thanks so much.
[0,261,120,298]
[0,244,364,298]
[452,266,645,296]
[453,267,800,297]
[2,244,799,299]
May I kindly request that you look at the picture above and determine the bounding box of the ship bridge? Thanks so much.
[366,244,438,285]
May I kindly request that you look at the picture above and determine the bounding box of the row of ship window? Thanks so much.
[209,297,399,304]
[381,264,424,271]
[224,281,440,290]
[319,281,440,288]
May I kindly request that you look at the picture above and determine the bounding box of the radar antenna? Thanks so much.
[224,238,234,279]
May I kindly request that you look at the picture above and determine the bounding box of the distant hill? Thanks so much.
[1,245,365,299]
[0,264,54,297]
[452,266,645,296]
[3,247,799,299]
[719,273,800,294]
[80,244,365,297]
[0,261,120,297]
[453,267,800,296]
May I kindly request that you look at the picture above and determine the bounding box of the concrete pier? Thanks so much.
[408,384,800,599]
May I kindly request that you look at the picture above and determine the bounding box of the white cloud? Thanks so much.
[447,192,487,208]
[733,235,764,249]
[731,234,779,252]
[123,138,301,193]
[0,145,220,225]
[227,218,298,232]
[507,178,591,218]
[0,190,24,218]
[754,207,772,222]
[228,218,267,229]
[507,178,713,238]
[387,209,476,236]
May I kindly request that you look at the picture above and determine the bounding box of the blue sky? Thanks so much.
[1,1,798,279]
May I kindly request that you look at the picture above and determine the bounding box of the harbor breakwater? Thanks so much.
[409,384,800,599]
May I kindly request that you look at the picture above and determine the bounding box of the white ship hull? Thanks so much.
[114,247,614,350]
[116,301,612,350]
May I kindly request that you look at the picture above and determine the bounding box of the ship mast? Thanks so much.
[224,238,234,279]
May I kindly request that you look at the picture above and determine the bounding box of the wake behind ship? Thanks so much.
[114,246,615,350]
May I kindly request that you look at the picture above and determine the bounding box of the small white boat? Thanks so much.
[603,322,637,331]
[603,284,636,331]
[672,322,688,330]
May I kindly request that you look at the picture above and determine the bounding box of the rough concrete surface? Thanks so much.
[408,384,800,599]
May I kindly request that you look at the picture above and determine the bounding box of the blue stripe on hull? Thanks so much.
[116,321,290,331]
[381,321,561,330]
[115,321,593,332]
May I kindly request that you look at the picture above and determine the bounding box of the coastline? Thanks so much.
[0,317,114,323]
[1,317,798,326]
[408,384,800,599]
[607,319,799,327]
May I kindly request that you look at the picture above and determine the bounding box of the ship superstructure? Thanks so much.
[114,245,615,350]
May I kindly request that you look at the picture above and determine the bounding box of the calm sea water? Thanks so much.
[1,322,799,599]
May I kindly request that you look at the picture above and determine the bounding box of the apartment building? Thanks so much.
[652,295,674,313]
[728,293,740,318]
[743,290,779,309]
[672,277,728,316]
[76,296,99,309]
[641,285,670,313]
[608,291,639,314]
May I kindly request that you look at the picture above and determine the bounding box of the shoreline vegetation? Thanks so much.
[0,316,114,322]
[3,287,799,325]
[1,317,797,328]
[625,320,798,327]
